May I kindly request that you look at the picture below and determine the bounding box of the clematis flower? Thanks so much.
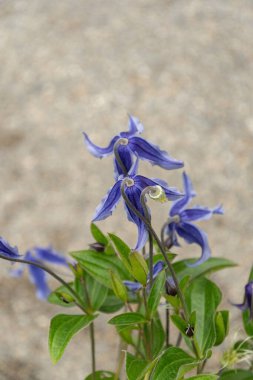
[0,237,20,258]
[10,246,69,300]
[93,158,183,251]
[124,260,165,292]
[166,172,223,266]
[83,115,183,178]
[233,281,253,320]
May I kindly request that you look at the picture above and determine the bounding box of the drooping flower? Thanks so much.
[11,246,69,300]
[93,159,183,251]
[124,260,165,292]
[83,115,183,178]
[0,237,20,258]
[233,281,253,320]
[166,172,223,266]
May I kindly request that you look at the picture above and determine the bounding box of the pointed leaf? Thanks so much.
[173,257,236,282]
[214,310,229,346]
[219,370,253,380]
[151,346,197,380]
[126,352,148,380]
[48,283,76,308]
[109,312,146,326]
[185,277,222,356]
[90,223,108,245]
[147,271,166,318]
[71,250,130,288]
[49,314,97,364]
[187,376,218,380]
[84,370,116,380]
[108,233,132,272]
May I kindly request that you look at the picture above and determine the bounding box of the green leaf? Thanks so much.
[110,270,127,302]
[151,346,197,380]
[84,370,116,380]
[147,271,166,318]
[186,376,218,380]
[99,290,124,314]
[170,314,188,336]
[71,250,129,288]
[90,223,108,245]
[129,251,148,285]
[186,286,218,356]
[126,352,148,380]
[173,257,236,282]
[48,283,76,308]
[49,314,97,364]
[185,277,222,356]
[214,310,229,346]
[108,312,147,326]
[248,265,253,282]
[74,272,108,312]
[219,369,253,380]
[108,233,132,272]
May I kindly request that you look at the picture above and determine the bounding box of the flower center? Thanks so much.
[125,178,135,187]
[117,138,128,146]
[148,185,167,203]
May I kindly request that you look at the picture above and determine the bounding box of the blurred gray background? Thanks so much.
[0,0,253,378]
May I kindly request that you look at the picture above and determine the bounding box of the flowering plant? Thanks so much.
[1,116,252,380]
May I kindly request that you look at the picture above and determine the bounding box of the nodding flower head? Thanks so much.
[0,237,20,258]
[166,172,223,266]
[92,158,183,252]
[233,281,253,320]
[83,115,183,178]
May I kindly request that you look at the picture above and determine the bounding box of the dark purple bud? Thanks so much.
[89,242,105,252]
[185,324,194,337]
[166,276,177,296]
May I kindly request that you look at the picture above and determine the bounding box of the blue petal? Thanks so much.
[123,280,142,292]
[0,237,20,258]
[245,282,253,318]
[176,222,211,266]
[180,204,224,222]
[33,246,68,266]
[134,175,183,201]
[26,251,51,300]
[148,261,165,281]
[129,136,184,170]
[83,133,118,158]
[124,186,148,251]
[113,145,133,179]
[170,172,195,216]
[93,180,122,221]
[120,115,144,138]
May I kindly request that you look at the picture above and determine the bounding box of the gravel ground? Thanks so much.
[0,0,253,378]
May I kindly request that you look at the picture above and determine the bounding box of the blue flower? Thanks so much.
[124,260,165,292]
[166,172,223,266]
[233,281,253,320]
[0,237,20,258]
[83,115,183,178]
[11,246,69,300]
[93,159,183,251]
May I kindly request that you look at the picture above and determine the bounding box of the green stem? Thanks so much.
[114,340,127,379]
[0,254,87,313]
[166,307,170,347]
[89,322,96,378]
[120,180,189,321]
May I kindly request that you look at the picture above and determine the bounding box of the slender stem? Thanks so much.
[140,188,153,288]
[166,307,170,347]
[120,181,189,321]
[0,254,88,313]
[176,332,182,347]
[89,322,96,378]
[114,340,127,379]
[113,139,128,176]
